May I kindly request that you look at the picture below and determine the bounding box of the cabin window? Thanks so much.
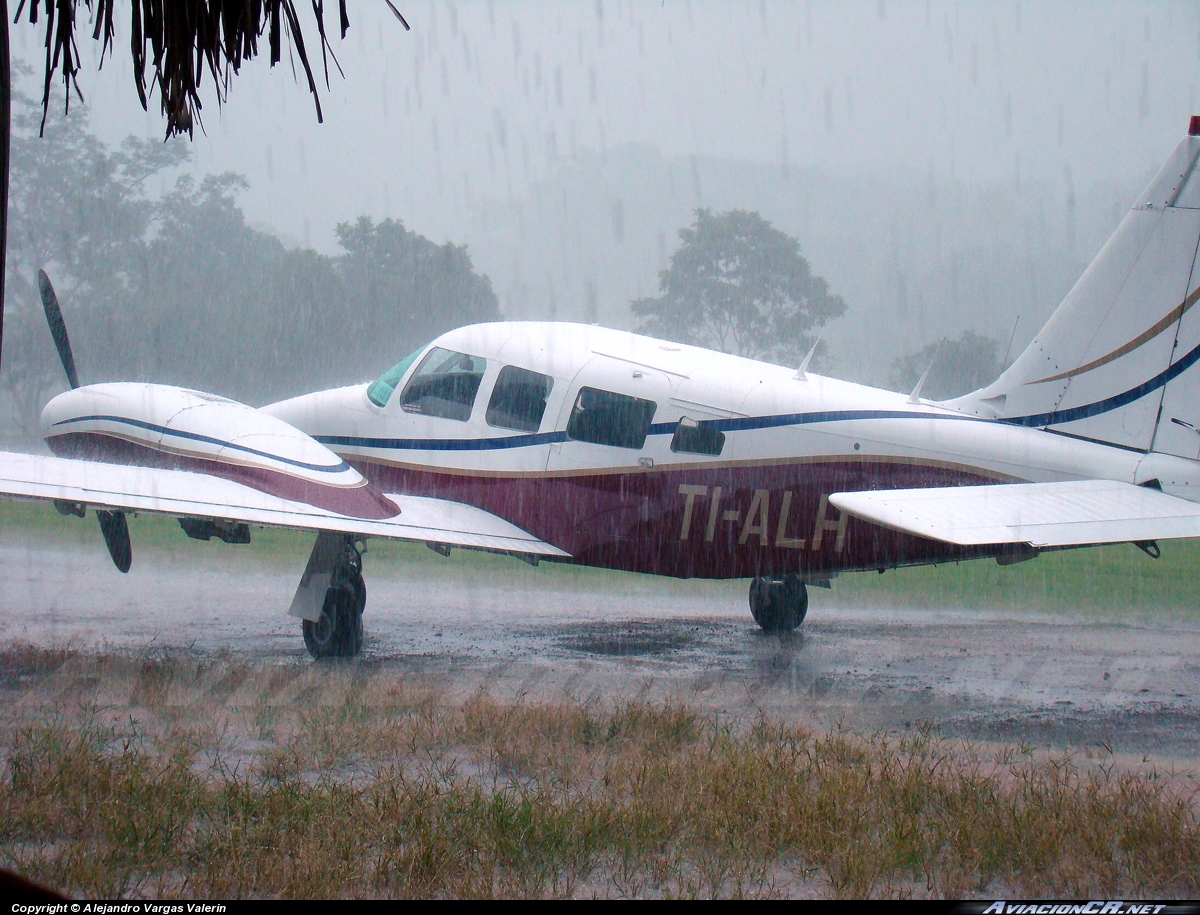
[670,418,726,456]
[486,366,554,433]
[399,347,487,421]
[566,387,657,449]
[367,346,425,407]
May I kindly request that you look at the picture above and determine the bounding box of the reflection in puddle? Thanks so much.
[558,621,700,657]
[751,630,811,687]
[754,629,806,650]
[558,621,812,666]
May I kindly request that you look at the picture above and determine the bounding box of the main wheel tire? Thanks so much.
[749,576,808,633]
[302,572,366,659]
[302,599,339,658]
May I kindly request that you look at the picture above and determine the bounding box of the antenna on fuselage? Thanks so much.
[907,337,947,404]
[1002,314,1021,369]
[794,337,821,381]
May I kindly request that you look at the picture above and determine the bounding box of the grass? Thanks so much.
[1,498,1197,619]
[831,540,1200,618]
[0,648,1196,899]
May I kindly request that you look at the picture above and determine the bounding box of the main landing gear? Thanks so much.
[292,533,367,659]
[749,575,808,633]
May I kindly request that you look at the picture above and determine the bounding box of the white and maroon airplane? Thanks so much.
[7,120,1200,659]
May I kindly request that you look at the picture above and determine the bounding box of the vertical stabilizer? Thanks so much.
[948,120,1200,454]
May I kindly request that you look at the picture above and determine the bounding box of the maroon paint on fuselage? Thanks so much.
[354,457,1003,579]
[48,432,401,521]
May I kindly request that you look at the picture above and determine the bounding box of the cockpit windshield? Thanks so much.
[398,348,488,421]
[366,346,426,407]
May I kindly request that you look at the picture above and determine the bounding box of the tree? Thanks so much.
[0,100,502,435]
[335,217,501,366]
[125,171,349,403]
[631,208,847,366]
[2,93,187,432]
[888,331,1002,401]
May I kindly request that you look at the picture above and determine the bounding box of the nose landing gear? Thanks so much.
[302,542,366,658]
[292,532,368,659]
[749,575,808,633]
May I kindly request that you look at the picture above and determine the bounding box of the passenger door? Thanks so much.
[546,355,673,474]
[545,356,673,554]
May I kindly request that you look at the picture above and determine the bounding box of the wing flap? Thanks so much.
[829,479,1200,548]
[0,451,568,558]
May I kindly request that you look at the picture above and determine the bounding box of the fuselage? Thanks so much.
[260,322,1200,580]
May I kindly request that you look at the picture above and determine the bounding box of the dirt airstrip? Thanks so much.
[1,532,1197,763]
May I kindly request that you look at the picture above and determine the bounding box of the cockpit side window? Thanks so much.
[367,346,425,407]
[566,387,657,449]
[486,366,554,433]
[399,347,487,421]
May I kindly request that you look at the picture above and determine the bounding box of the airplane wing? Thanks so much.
[0,451,568,558]
[829,479,1200,548]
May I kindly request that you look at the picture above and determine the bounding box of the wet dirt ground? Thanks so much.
[1,536,1198,763]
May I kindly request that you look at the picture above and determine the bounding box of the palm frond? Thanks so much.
[13,0,351,137]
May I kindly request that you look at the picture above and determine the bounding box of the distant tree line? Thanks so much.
[1,99,498,437]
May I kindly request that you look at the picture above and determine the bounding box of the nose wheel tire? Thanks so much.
[303,539,367,659]
[749,575,808,633]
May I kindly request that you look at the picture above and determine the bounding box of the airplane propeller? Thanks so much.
[38,269,132,573]
[38,270,80,390]
[95,510,132,574]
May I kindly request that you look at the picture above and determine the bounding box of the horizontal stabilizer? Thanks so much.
[0,451,568,558]
[829,479,1200,548]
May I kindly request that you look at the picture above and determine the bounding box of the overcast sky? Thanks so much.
[11,1,1199,254]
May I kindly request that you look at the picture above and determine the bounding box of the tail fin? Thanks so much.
[949,118,1200,457]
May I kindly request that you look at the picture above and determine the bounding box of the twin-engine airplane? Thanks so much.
[7,120,1200,658]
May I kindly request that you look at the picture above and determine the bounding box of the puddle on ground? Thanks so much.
[557,622,698,657]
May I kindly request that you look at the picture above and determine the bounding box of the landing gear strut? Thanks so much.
[749,575,808,633]
[293,534,367,659]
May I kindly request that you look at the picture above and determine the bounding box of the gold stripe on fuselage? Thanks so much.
[345,451,1023,483]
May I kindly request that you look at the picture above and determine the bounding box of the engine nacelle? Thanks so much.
[42,382,399,520]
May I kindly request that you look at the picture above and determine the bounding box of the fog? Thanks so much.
[6,0,1200,392]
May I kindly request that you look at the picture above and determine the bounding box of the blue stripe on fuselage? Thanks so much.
[313,410,983,452]
[315,429,571,450]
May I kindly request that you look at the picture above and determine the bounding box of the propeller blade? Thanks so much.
[95,510,132,574]
[41,273,126,572]
[37,269,79,389]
